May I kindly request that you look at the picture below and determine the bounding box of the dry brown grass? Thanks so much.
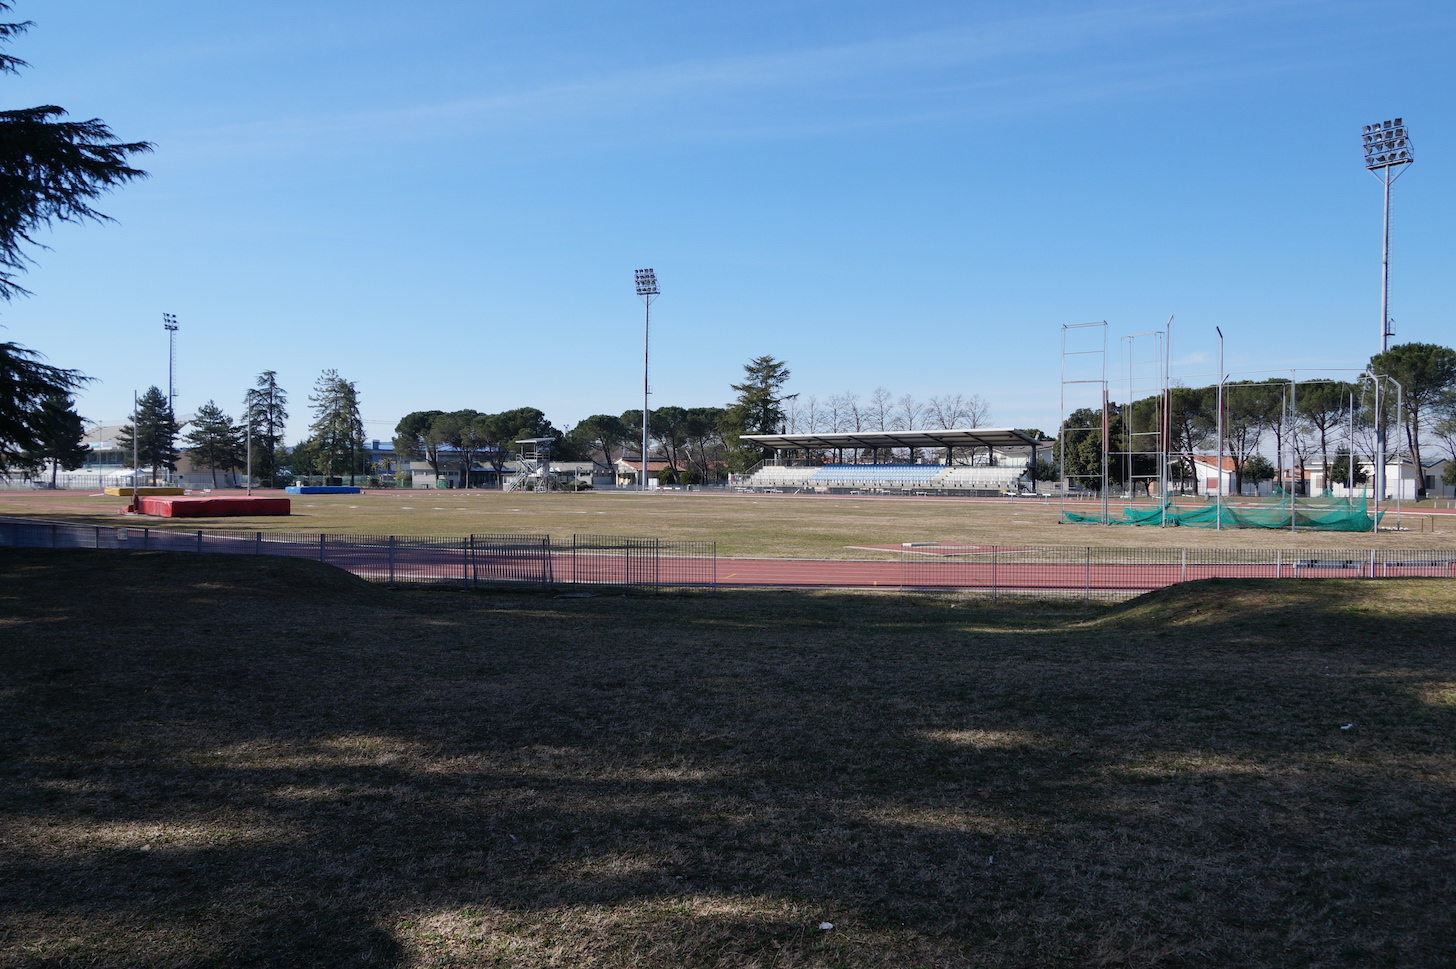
[2,488,1454,558]
[2,548,1455,967]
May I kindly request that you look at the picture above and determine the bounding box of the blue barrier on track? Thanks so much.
[285,486,362,494]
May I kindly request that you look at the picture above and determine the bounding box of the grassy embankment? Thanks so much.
[2,546,1453,967]
[0,489,1453,559]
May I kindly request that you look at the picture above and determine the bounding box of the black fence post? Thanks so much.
[94,525,101,549]
[319,534,326,564]
[196,530,203,554]
[388,535,396,589]
[255,531,262,556]
[1084,547,1091,605]
[462,536,470,590]
[143,528,150,551]
[991,545,998,602]
[50,522,57,548]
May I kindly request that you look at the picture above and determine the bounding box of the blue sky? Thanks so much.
[3,0,1453,439]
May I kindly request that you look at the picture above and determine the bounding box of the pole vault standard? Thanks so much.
[634,268,659,491]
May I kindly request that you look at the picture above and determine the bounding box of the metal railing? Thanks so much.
[4,515,1452,602]
[900,544,1456,602]
[0,517,716,591]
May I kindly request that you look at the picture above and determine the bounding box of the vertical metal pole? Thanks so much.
[1162,319,1172,525]
[1101,386,1110,524]
[1381,170,1392,355]
[319,533,326,563]
[196,530,203,554]
[246,421,253,495]
[131,390,140,511]
[255,531,262,556]
[1084,546,1091,604]
[1373,377,1383,532]
[1348,390,1355,493]
[991,545,998,602]
[1395,380,1403,528]
[1216,329,1224,529]
[1290,375,1298,532]
[388,535,395,588]
[1180,548,1187,584]
[642,296,650,492]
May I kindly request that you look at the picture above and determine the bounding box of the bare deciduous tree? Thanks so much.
[870,387,893,431]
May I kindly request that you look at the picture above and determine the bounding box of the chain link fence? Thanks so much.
[0,517,717,590]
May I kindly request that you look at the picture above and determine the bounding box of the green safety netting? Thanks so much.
[1061,490,1382,531]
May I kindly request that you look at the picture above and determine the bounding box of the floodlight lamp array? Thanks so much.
[162,312,178,331]
[634,268,659,296]
[1363,118,1412,170]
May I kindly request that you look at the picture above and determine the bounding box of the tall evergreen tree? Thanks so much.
[243,370,288,486]
[117,386,179,485]
[184,400,245,488]
[0,341,84,470]
[0,3,152,301]
[18,391,85,486]
[725,355,794,468]
[306,370,364,482]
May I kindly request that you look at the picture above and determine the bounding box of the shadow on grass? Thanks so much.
[3,549,1455,967]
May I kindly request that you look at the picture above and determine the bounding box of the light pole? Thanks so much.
[1215,326,1224,530]
[1363,119,1413,354]
[634,268,659,491]
[1363,119,1412,508]
[162,313,179,416]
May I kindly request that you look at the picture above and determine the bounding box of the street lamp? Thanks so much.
[634,268,659,491]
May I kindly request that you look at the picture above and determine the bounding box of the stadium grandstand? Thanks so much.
[732,428,1041,496]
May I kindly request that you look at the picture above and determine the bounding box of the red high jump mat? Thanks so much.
[136,496,291,518]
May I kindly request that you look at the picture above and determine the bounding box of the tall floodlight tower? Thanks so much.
[1363,119,1413,354]
[1362,118,1413,503]
[162,313,179,415]
[634,268,659,491]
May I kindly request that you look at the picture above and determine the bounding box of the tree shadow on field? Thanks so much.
[2,550,1456,968]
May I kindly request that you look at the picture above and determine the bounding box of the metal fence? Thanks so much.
[0,517,717,590]
[5,516,1454,602]
[900,544,1456,602]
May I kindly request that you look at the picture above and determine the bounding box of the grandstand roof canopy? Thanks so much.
[739,427,1039,452]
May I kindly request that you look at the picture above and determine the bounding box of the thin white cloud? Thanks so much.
[170,0,1330,159]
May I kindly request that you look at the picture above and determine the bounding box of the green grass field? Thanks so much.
[3,547,1454,967]
[1,489,1454,558]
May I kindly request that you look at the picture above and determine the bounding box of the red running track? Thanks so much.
[715,557,1456,590]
